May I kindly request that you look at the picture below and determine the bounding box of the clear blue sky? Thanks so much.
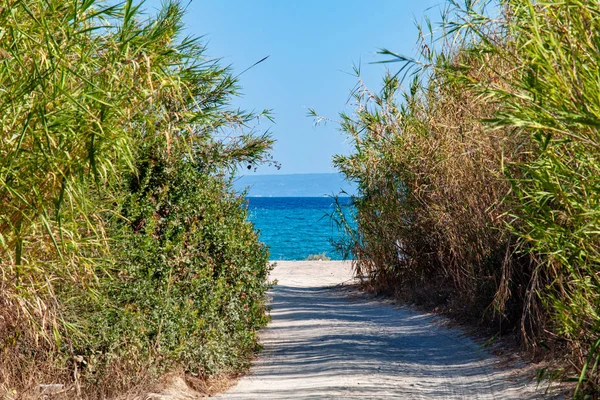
[145,0,443,174]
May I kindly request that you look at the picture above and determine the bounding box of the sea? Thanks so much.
[244,197,356,260]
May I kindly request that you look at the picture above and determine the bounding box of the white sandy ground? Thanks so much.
[216,261,565,400]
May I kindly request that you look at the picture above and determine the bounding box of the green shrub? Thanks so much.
[0,0,274,397]
[73,154,271,390]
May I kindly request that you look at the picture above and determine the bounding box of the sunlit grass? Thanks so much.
[0,0,273,397]
[333,0,600,396]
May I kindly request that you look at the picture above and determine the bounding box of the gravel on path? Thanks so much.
[217,261,556,399]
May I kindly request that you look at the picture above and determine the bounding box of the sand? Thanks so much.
[216,260,561,399]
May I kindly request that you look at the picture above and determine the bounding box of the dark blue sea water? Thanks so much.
[245,197,355,260]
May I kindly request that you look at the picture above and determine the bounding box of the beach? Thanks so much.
[217,261,558,399]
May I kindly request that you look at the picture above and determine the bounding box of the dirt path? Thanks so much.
[217,261,555,399]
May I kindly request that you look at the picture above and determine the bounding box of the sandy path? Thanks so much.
[217,261,552,399]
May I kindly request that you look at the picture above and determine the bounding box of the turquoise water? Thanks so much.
[245,197,355,260]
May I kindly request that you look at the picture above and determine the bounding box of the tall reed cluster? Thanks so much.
[0,0,273,397]
[335,0,600,395]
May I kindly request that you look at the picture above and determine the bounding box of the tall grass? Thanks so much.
[0,0,273,397]
[334,0,600,395]
[450,2,600,394]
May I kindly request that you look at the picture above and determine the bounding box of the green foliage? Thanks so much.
[0,0,273,396]
[76,154,271,385]
[333,0,600,395]
[446,1,600,394]
[305,253,331,261]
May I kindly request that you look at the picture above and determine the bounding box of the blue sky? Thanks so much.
[145,0,444,174]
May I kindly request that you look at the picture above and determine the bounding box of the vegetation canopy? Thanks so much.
[332,0,600,396]
[0,0,273,397]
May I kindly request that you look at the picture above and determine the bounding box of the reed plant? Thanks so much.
[334,0,600,395]
[0,0,273,397]
[448,1,600,394]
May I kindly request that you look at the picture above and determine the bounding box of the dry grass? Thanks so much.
[114,370,240,400]
[336,52,530,328]
[333,0,600,396]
